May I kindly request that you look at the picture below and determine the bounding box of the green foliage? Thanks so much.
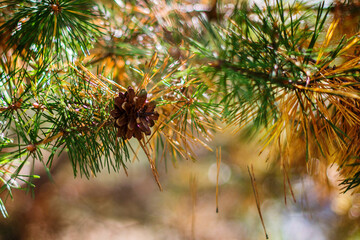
[1,0,360,218]
[0,0,219,215]
[0,0,102,62]
[187,1,329,127]
[185,0,360,192]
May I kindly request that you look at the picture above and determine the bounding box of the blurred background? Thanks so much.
[0,130,359,240]
[1,0,360,239]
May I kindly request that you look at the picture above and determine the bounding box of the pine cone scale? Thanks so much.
[114,95,125,108]
[111,86,159,140]
[128,118,136,130]
[110,109,121,118]
[116,117,127,127]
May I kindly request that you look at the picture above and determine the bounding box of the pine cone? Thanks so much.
[110,86,159,140]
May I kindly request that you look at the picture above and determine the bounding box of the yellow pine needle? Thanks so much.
[148,59,190,95]
[160,119,213,152]
[184,130,213,152]
[148,52,158,68]
[158,56,170,73]
[65,9,90,18]
[331,97,360,126]
[68,66,98,90]
[193,118,220,131]
[160,120,192,141]
[139,53,159,91]
[316,19,339,64]
[173,134,196,160]
[308,99,321,134]
[258,116,285,154]
[98,75,127,91]
[294,84,360,100]
[325,19,339,47]
[161,131,190,160]
[334,56,360,71]
[148,61,163,84]
[339,37,360,55]
[75,63,114,95]
[52,15,57,47]
[315,95,332,120]
[103,58,115,76]
[317,46,360,74]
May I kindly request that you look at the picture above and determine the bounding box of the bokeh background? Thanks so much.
[1,0,360,239]
[1,130,360,240]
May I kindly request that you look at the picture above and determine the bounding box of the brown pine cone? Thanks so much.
[110,86,159,141]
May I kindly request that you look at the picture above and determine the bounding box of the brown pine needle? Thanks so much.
[36,131,64,146]
[283,166,287,206]
[162,131,190,160]
[98,74,127,91]
[74,63,114,95]
[282,162,296,204]
[216,147,221,213]
[127,142,141,163]
[248,165,269,239]
[294,84,360,100]
[121,161,128,177]
[286,171,296,204]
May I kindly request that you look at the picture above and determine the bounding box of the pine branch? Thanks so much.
[184,1,360,192]
[0,0,102,62]
[2,0,360,219]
